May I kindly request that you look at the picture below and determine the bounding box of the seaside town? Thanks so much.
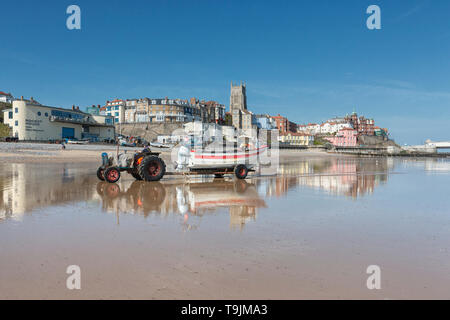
[2,1,450,304]
[0,82,400,154]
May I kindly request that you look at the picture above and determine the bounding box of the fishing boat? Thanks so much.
[66,138,89,144]
[150,141,172,149]
[187,144,268,169]
[175,136,268,180]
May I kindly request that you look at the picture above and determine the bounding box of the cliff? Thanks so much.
[358,135,399,148]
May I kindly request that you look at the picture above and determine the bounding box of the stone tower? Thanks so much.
[230,81,247,112]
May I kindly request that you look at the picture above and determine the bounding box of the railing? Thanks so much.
[50,116,113,126]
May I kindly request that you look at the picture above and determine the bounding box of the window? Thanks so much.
[51,110,84,120]
[15,120,18,126]
[8,111,13,119]
[45,112,48,117]
[15,108,18,113]
[115,112,119,116]
[37,111,41,116]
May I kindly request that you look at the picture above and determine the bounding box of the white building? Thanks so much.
[124,99,138,123]
[184,121,238,143]
[0,91,13,103]
[303,123,320,134]
[3,99,115,141]
[101,99,125,124]
[319,122,352,135]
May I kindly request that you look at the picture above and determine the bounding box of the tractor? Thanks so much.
[97,149,166,183]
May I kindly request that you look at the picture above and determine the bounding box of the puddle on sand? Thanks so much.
[0,157,449,299]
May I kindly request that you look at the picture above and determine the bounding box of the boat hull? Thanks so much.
[188,145,268,169]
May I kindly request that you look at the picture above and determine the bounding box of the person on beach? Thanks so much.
[142,144,151,153]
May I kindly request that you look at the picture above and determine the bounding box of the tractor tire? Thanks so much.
[104,167,121,183]
[235,180,249,193]
[234,164,248,180]
[138,156,166,182]
[97,167,105,181]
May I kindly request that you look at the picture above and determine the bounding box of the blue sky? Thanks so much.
[1,0,449,144]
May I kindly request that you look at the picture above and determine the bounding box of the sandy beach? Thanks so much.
[0,142,338,164]
[0,142,160,163]
[1,142,449,299]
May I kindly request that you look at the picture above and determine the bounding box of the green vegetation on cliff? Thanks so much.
[0,123,11,138]
[0,102,12,137]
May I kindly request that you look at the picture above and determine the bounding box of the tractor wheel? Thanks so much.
[131,170,143,180]
[104,167,121,183]
[234,164,248,180]
[96,181,107,195]
[105,183,121,198]
[138,156,166,182]
[97,167,105,181]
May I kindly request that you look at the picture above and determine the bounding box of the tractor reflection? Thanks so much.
[96,178,266,230]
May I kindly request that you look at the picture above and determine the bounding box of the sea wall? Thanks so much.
[116,123,184,142]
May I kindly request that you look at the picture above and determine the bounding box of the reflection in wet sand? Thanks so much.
[0,163,97,221]
[1,156,450,299]
[0,157,399,223]
[97,180,266,230]
[274,157,393,198]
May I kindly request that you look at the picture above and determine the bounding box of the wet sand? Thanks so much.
[0,144,450,299]
[0,142,173,163]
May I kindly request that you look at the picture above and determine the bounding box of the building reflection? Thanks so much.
[257,157,393,199]
[424,159,450,172]
[0,163,97,221]
[0,157,396,226]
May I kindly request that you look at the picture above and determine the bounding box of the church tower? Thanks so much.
[230,81,247,112]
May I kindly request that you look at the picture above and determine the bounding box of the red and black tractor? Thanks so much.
[97,150,166,183]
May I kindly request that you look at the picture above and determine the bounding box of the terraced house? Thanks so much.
[100,99,125,124]
[121,98,202,124]
[190,98,226,124]
[279,132,314,146]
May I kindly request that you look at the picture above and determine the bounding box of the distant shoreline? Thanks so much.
[0,142,448,165]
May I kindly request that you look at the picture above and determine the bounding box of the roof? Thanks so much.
[270,114,286,119]
[0,91,12,96]
[16,101,88,115]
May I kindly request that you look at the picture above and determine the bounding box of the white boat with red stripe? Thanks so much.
[187,144,268,169]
